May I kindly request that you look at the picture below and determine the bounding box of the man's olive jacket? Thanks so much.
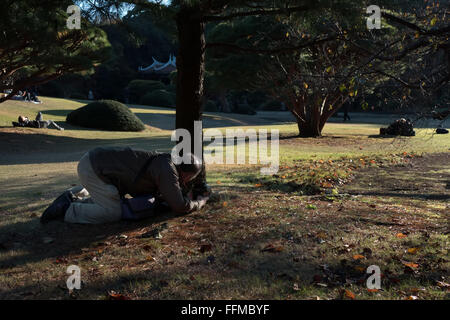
[88,147,200,213]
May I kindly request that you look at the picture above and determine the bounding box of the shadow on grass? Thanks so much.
[0,131,171,165]
[41,110,72,118]
[0,210,186,269]
[0,214,446,299]
[346,191,450,201]
[0,224,319,299]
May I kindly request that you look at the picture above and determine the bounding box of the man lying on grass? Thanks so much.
[40,147,209,224]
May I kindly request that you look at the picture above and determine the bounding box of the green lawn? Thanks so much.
[0,97,448,300]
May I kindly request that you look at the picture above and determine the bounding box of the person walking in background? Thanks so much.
[343,104,351,122]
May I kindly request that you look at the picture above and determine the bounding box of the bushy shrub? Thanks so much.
[66,100,145,131]
[139,90,175,108]
[127,80,166,103]
[204,100,219,112]
[234,104,257,115]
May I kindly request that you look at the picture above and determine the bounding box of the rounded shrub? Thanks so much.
[127,80,166,103]
[66,100,145,132]
[204,100,219,112]
[139,90,175,108]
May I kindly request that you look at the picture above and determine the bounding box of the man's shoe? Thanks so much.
[40,191,75,224]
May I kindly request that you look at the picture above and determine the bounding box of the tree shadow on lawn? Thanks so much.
[0,213,446,299]
[346,191,450,201]
[0,216,363,299]
[0,210,185,271]
[0,131,171,165]
[40,109,72,118]
[0,179,448,299]
[342,152,450,201]
[0,226,321,299]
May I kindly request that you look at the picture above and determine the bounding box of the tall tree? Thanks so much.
[0,0,111,103]
[72,0,450,188]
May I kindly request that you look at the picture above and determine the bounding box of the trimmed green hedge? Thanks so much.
[139,90,175,108]
[66,100,145,132]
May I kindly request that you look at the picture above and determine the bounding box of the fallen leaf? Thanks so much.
[405,295,419,300]
[354,266,365,273]
[436,281,450,288]
[410,288,426,294]
[407,248,419,254]
[54,258,68,264]
[367,288,379,293]
[353,254,365,260]
[344,289,355,300]
[261,243,284,253]
[396,233,407,238]
[108,291,130,300]
[402,261,419,269]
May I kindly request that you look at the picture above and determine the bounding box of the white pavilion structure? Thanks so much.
[138,55,177,75]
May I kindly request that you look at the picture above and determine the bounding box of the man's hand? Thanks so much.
[196,196,209,209]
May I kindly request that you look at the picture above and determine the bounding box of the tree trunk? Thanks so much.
[175,6,209,195]
[297,120,322,137]
[176,6,205,140]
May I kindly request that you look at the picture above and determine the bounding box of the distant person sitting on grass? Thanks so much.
[40,148,209,224]
[12,112,64,130]
[28,90,42,104]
